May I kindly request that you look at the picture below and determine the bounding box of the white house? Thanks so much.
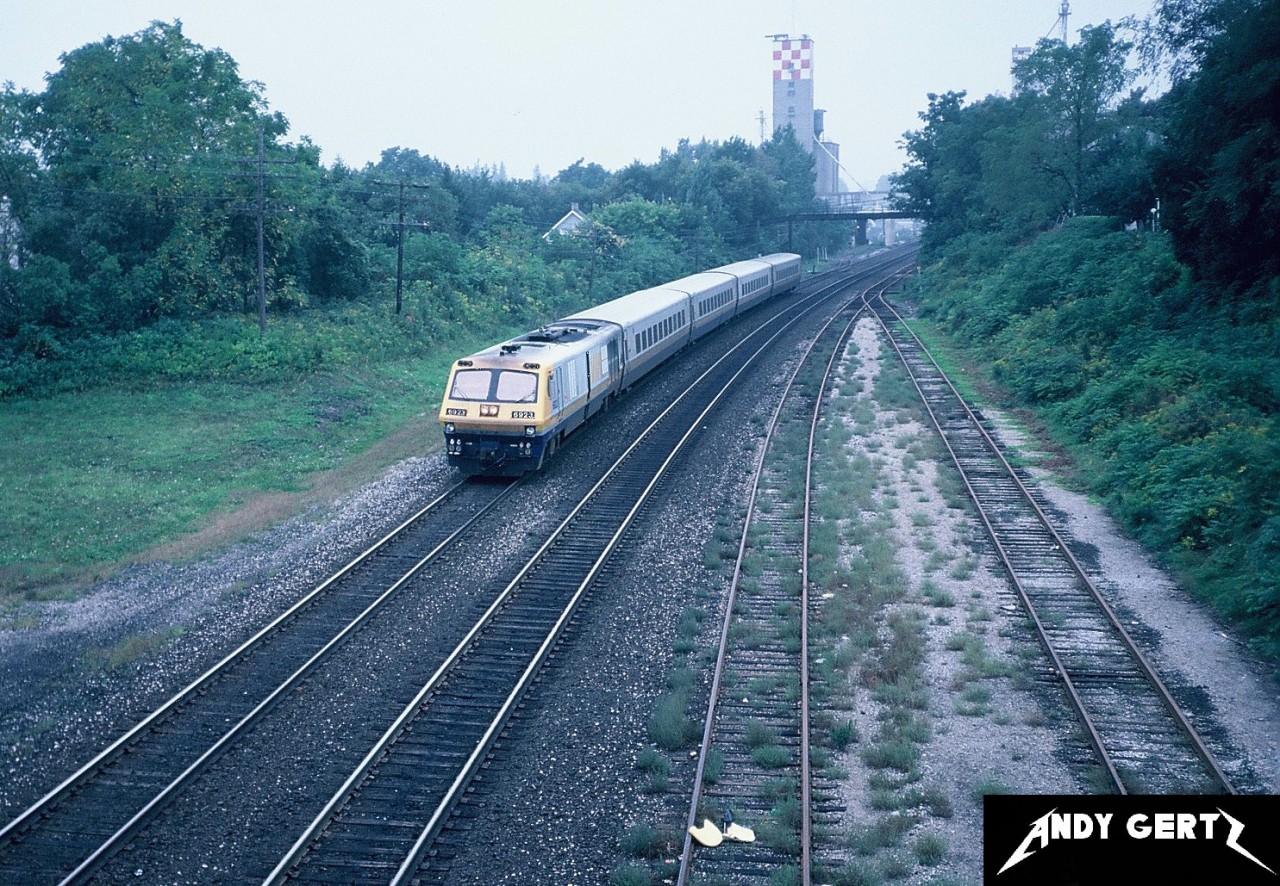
[542,203,591,242]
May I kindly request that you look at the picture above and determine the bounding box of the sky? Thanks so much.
[3,1,1156,190]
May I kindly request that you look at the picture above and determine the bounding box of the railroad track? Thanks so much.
[869,293,1234,796]
[0,477,518,884]
[676,272,913,886]
[0,251,920,885]
[266,256,920,885]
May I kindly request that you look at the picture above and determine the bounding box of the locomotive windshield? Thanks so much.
[449,368,538,403]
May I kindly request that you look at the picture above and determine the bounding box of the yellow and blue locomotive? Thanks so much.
[438,253,801,475]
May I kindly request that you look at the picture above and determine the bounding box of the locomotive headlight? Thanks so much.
[445,422,456,434]
[524,426,536,437]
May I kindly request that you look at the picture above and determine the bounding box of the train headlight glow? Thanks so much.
[524,426,536,437]
[445,422,456,434]
[480,404,499,417]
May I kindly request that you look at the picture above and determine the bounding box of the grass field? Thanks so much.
[0,347,472,602]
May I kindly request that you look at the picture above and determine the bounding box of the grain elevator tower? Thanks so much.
[771,34,840,196]
[771,35,815,150]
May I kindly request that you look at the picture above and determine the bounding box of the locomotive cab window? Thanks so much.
[449,368,538,403]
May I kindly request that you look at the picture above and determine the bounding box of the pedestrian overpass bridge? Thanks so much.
[777,192,919,247]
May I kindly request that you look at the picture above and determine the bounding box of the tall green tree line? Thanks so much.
[895,0,1278,299]
[893,21,1152,249]
[0,20,838,377]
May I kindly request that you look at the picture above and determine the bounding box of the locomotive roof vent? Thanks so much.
[525,325,568,342]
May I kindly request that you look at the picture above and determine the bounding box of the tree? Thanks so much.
[894,91,1016,249]
[553,158,612,191]
[10,21,289,329]
[1,20,809,354]
[1152,0,1280,291]
[587,197,696,294]
[1135,0,1265,82]
[1013,23,1137,217]
[895,25,1147,255]
[759,127,816,213]
[682,156,780,248]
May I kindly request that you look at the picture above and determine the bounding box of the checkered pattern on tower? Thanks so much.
[772,39,812,80]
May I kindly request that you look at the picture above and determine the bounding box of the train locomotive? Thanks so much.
[438,252,802,476]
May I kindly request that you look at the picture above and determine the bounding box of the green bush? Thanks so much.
[745,719,780,749]
[861,739,919,773]
[914,833,948,866]
[770,865,802,886]
[1,309,428,397]
[647,690,698,751]
[831,720,858,750]
[703,746,725,783]
[752,744,792,769]
[827,860,882,886]
[610,864,652,886]
[620,822,679,859]
[634,747,670,776]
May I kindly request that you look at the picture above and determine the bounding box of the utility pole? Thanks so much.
[587,226,598,296]
[396,181,406,315]
[388,180,430,315]
[228,128,295,329]
[757,109,767,143]
[256,125,266,335]
[1058,0,1070,43]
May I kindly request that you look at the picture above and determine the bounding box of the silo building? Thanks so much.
[771,35,840,196]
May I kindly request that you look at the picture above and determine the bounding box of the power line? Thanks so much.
[255,126,266,334]
[813,139,868,193]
